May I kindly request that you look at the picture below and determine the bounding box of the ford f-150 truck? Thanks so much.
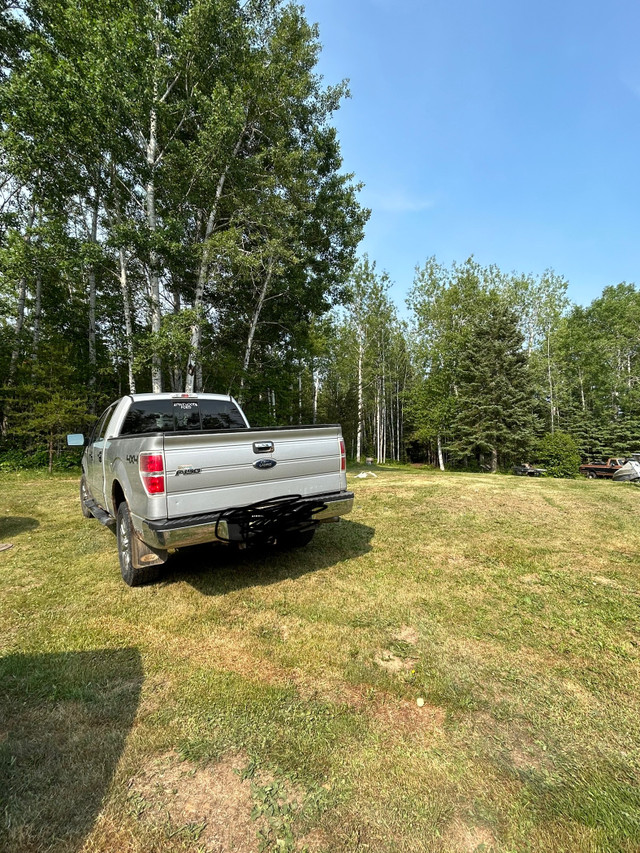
[68,393,353,586]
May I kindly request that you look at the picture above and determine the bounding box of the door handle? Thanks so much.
[97,451,102,464]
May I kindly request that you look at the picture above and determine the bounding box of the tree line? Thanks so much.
[317,256,640,474]
[2,2,638,472]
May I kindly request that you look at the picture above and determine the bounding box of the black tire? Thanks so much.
[80,475,93,518]
[116,502,161,587]
[587,471,598,479]
[278,528,316,550]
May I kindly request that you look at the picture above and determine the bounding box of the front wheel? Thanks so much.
[117,502,161,587]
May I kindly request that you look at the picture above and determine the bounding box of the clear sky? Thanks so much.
[301,0,640,309]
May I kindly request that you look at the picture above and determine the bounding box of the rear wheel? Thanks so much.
[587,471,598,479]
[80,475,93,518]
[117,502,161,586]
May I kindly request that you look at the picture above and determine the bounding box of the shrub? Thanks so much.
[535,431,581,478]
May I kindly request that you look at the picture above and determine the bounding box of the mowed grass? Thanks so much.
[2,467,640,852]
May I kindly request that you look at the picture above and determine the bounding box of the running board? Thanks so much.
[88,501,115,528]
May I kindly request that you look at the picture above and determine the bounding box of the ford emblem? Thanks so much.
[254,458,277,470]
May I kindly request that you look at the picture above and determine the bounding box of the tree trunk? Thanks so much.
[356,337,363,462]
[547,329,554,433]
[147,98,162,394]
[87,191,99,409]
[437,433,445,471]
[312,361,319,424]
[185,128,246,393]
[118,247,136,394]
[238,260,274,402]
[7,201,36,385]
[491,446,498,473]
[32,270,42,358]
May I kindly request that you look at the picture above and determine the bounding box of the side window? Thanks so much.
[93,406,114,448]
[200,399,247,430]
[121,400,174,435]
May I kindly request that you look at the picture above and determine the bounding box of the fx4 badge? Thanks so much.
[253,459,277,470]
[175,466,202,476]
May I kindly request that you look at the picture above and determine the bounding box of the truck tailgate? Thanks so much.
[162,426,345,518]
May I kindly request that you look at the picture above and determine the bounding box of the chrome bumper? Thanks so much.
[133,491,354,550]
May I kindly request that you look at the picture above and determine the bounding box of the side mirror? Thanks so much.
[67,434,85,447]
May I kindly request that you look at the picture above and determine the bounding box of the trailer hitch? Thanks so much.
[214,494,328,546]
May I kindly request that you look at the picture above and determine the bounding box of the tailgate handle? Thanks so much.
[253,441,274,454]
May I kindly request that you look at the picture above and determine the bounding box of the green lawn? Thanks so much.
[2,467,640,853]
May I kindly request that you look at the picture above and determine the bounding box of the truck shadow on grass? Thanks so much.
[0,516,39,538]
[0,648,142,853]
[164,519,375,596]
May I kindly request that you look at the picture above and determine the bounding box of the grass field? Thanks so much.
[2,466,640,853]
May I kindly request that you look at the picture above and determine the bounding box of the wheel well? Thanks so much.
[112,480,126,511]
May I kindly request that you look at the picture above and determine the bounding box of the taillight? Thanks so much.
[339,438,346,472]
[140,452,165,495]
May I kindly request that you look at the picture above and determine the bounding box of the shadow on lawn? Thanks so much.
[0,516,39,538]
[0,648,142,853]
[164,518,375,596]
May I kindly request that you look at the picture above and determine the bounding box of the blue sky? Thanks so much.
[302,0,640,309]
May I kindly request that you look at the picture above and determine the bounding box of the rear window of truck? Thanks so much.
[120,399,247,435]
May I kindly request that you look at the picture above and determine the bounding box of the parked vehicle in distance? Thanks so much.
[579,458,626,479]
[68,393,353,586]
[513,463,546,477]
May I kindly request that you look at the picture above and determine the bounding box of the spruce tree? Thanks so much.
[448,298,534,471]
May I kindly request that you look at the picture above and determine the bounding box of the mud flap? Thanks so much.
[130,533,168,570]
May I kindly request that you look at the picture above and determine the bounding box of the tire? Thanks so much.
[80,475,93,518]
[116,502,161,587]
[587,471,597,479]
[278,528,316,550]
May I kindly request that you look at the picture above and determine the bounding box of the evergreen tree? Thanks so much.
[448,298,534,472]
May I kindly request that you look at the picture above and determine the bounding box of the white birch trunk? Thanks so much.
[547,329,554,433]
[237,260,274,403]
[147,95,162,393]
[118,247,136,394]
[312,363,319,425]
[356,338,363,462]
[87,193,99,403]
[8,201,36,384]
[437,433,445,471]
[32,270,42,356]
[185,130,245,393]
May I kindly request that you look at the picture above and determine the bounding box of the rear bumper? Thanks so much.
[132,490,354,549]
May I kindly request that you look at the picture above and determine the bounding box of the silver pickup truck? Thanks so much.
[68,393,353,586]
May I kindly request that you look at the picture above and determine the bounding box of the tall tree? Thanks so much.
[448,298,534,471]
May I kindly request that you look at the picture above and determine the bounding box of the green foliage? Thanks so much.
[448,297,534,470]
[535,431,581,478]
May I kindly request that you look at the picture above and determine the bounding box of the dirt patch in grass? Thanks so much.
[130,751,261,852]
[441,820,496,852]
[393,624,419,645]
[370,694,445,737]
